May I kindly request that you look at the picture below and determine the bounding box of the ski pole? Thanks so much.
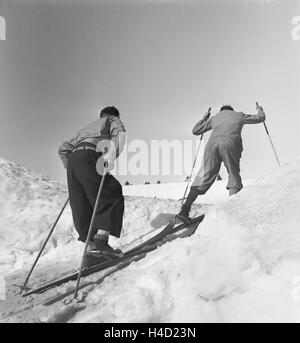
[20,197,69,294]
[256,102,281,167]
[181,107,211,204]
[74,164,109,299]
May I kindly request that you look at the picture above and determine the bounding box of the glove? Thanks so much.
[96,153,115,176]
[103,153,115,171]
[202,107,212,121]
[256,102,264,112]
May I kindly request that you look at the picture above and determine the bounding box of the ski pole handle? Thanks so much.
[257,102,269,133]
[256,101,281,167]
[207,107,212,118]
[256,101,264,112]
[203,107,212,121]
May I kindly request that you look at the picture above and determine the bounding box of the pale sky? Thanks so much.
[0,0,299,185]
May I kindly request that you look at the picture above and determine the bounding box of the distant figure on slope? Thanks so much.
[178,103,266,221]
[58,106,126,263]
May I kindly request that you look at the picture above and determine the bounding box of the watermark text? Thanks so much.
[0,16,6,41]
[0,274,6,300]
[291,16,300,41]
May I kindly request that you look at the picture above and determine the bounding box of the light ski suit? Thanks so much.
[191,109,265,194]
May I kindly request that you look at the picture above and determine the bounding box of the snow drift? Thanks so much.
[66,158,300,323]
[0,158,71,272]
[0,158,201,274]
[1,157,300,323]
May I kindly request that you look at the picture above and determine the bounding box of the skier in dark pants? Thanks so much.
[58,106,126,259]
[178,104,266,221]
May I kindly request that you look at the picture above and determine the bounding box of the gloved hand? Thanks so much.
[202,107,212,121]
[96,143,109,155]
[96,152,115,175]
[103,153,115,171]
[256,101,264,112]
[95,140,116,174]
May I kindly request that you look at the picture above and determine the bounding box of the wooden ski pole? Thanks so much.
[181,107,211,204]
[256,102,281,167]
[20,197,69,293]
[74,165,108,299]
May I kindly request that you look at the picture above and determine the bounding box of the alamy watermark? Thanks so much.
[0,274,6,300]
[291,276,300,301]
[0,15,6,41]
[94,133,204,178]
[291,16,300,41]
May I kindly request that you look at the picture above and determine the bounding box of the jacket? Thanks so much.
[58,115,126,168]
[192,109,266,151]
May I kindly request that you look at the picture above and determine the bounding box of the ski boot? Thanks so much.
[176,204,192,225]
[84,246,123,268]
[83,238,123,268]
[83,254,108,268]
[89,237,123,259]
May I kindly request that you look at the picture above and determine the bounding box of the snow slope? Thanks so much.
[123,179,255,204]
[0,158,202,275]
[1,157,300,323]
[0,158,74,273]
[67,159,300,323]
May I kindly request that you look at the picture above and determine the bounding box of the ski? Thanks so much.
[22,215,204,297]
[42,215,205,306]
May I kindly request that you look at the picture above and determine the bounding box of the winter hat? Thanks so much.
[220,104,234,112]
[100,106,120,118]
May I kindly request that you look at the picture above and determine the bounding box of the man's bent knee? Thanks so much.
[190,186,207,195]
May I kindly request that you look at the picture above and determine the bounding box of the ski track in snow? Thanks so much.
[1,157,300,322]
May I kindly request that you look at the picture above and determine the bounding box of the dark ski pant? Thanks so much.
[191,136,243,195]
[67,150,124,243]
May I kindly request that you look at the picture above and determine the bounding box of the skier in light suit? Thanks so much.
[178,104,266,220]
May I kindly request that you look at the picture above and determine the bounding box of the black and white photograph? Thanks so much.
[0,0,300,325]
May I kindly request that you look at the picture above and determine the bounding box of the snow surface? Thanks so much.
[122,179,255,204]
[1,157,300,323]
